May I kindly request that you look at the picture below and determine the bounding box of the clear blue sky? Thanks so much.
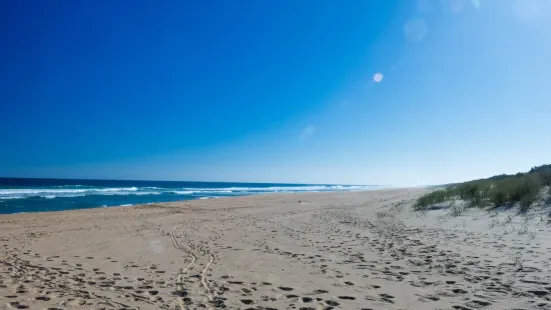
[1,0,550,185]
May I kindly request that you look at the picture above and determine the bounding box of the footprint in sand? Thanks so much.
[6,301,29,309]
[338,296,356,300]
[324,299,340,306]
[240,299,254,305]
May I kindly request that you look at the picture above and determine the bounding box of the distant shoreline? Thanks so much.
[0,188,413,217]
[0,179,390,214]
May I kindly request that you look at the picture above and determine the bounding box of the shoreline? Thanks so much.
[0,182,388,215]
[3,187,550,309]
[0,187,395,216]
[1,189,374,218]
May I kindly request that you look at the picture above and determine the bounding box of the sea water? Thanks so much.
[0,178,381,214]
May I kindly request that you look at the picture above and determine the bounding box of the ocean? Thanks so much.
[0,178,380,214]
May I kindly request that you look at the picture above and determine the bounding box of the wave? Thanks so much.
[172,190,194,195]
[175,185,371,193]
[0,187,140,199]
[0,184,378,200]
[0,187,137,195]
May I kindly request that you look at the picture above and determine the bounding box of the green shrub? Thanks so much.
[490,188,508,207]
[540,169,551,186]
[414,189,451,210]
[457,183,478,200]
[519,189,538,214]
[510,176,541,202]
[415,164,549,212]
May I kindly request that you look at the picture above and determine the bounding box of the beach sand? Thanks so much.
[2,188,551,309]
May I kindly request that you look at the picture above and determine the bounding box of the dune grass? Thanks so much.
[415,164,551,212]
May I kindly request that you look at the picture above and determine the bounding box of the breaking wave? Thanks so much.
[0,184,377,200]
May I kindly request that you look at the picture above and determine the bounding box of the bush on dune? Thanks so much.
[415,164,550,212]
[414,189,451,210]
[489,183,508,207]
[534,165,551,186]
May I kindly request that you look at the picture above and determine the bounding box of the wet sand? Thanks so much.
[2,188,551,309]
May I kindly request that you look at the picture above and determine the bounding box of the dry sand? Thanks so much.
[2,188,551,309]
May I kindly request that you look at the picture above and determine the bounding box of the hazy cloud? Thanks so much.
[512,0,550,25]
[439,0,468,13]
[299,125,316,139]
[403,17,428,42]
[416,0,434,12]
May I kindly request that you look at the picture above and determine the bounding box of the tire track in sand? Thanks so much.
[201,250,216,305]
[170,226,197,278]
[181,226,220,307]
[169,225,197,310]
[170,225,222,308]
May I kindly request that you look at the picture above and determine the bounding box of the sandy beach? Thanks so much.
[2,188,551,309]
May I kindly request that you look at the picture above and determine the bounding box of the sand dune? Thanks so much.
[2,188,551,309]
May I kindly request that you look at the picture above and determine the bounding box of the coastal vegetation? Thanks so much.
[415,165,551,213]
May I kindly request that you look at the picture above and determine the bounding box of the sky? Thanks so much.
[1,0,550,186]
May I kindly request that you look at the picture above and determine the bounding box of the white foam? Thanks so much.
[176,185,374,193]
[173,191,194,195]
[0,187,142,199]
[0,189,88,195]
[0,184,380,200]
[94,187,138,192]
[135,191,161,195]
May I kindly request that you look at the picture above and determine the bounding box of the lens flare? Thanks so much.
[373,73,384,83]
